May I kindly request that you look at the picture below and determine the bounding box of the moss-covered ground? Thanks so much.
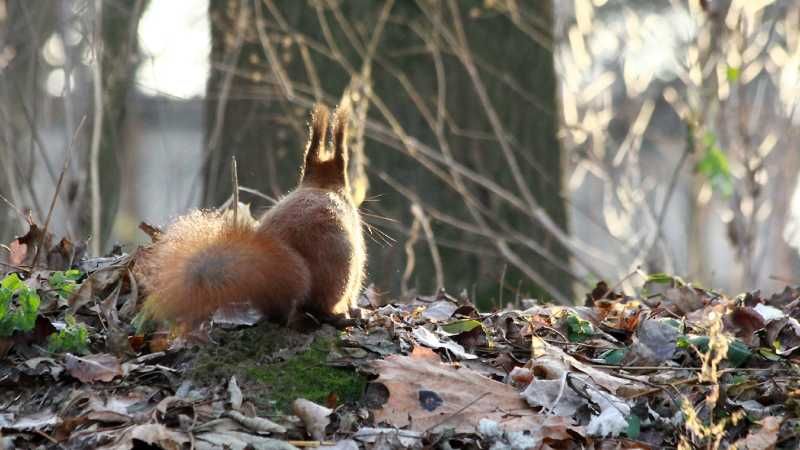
[189,322,367,413]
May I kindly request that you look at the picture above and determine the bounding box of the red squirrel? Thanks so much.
[140,105,366,328]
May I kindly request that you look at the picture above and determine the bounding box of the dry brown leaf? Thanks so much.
[228,375,243,411]
[8,240,28,266]
[0,410,59,431]
[369,347,581,435]
[67,278,95,312]
[726,307,766,347]
[734,416,782,450]
[64,353,123,383]
[98,423,189,450]
[594,438,654,449]
[293,398,332,441]
[662,286,708,316]
[532,339,648,398]
[193,430,296,450]
[224,410,286,434]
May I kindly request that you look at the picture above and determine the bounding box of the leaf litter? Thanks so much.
[1,222,800,448]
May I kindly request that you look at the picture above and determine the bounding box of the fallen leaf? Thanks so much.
[509,366,533,385]
[293,398,332,441]
[99,423,189,450]
[353,427,423,447]
[228,376,243,411]
[662,286,708,316]
[753,304,784,322]
[412,326,477,360]
[532,340,648,397]
[726,307,765,346]
[478,417,579,449]
[224,410,286,434]
[767,286,800,309]
[65,353,123,383]
[0,410,59,431]
[347,327,399,356]
[24,356,64,379]
[624,318,679,365]
[319,438,360,450]
[420,301,458,321]
[194,431,297,450]
[764,317,800,355]
[733,416,782,450]
[8,240,28,266]
[368,347,580,434]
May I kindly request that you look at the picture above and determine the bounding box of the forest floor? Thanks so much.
[1,221,799,449]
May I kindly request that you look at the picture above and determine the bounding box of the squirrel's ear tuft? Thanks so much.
[332,105,349,172]
[301,105,329,183]
[304,105,330,170]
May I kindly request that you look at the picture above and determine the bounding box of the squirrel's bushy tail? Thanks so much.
[141,211,311,326]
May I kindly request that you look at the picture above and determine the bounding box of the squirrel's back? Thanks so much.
[261,187,365,317]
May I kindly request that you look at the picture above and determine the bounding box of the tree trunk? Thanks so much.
[92,0,148,252]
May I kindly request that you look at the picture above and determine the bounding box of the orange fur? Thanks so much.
[141,105,365,328]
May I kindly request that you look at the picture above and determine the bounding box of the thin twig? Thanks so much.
[599,267,641,301]
[400,213,420,297]
[89,0,104,256]
[231,156,239,225]
[0,261,31,273]
[410,203,444,290]
[0,192,25,221]
[254,0,294,100]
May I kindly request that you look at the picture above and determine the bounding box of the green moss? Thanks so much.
[247,337,367,412]
[189,322,366,414]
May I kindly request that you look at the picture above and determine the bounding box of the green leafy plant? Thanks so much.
[644,272,686,286]
[726,66,740,82]
[0,273,41,337]
[696,132,733,197]
[563,313,593,343]
[441,318,494,349]
[626,414,641,439]
[48,269,82,297]
[47,314,90,354]
[441,319,482,335]
[601,348,626,365]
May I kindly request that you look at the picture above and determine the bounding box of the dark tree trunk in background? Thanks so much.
[204,1,273,206]
[203,0,328,207]
[202,0,569,303]
[93,0,147,252]
[204,0,261,207]
[446,2,568,302]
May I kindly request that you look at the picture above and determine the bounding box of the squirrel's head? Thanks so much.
[299,105,350,194]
